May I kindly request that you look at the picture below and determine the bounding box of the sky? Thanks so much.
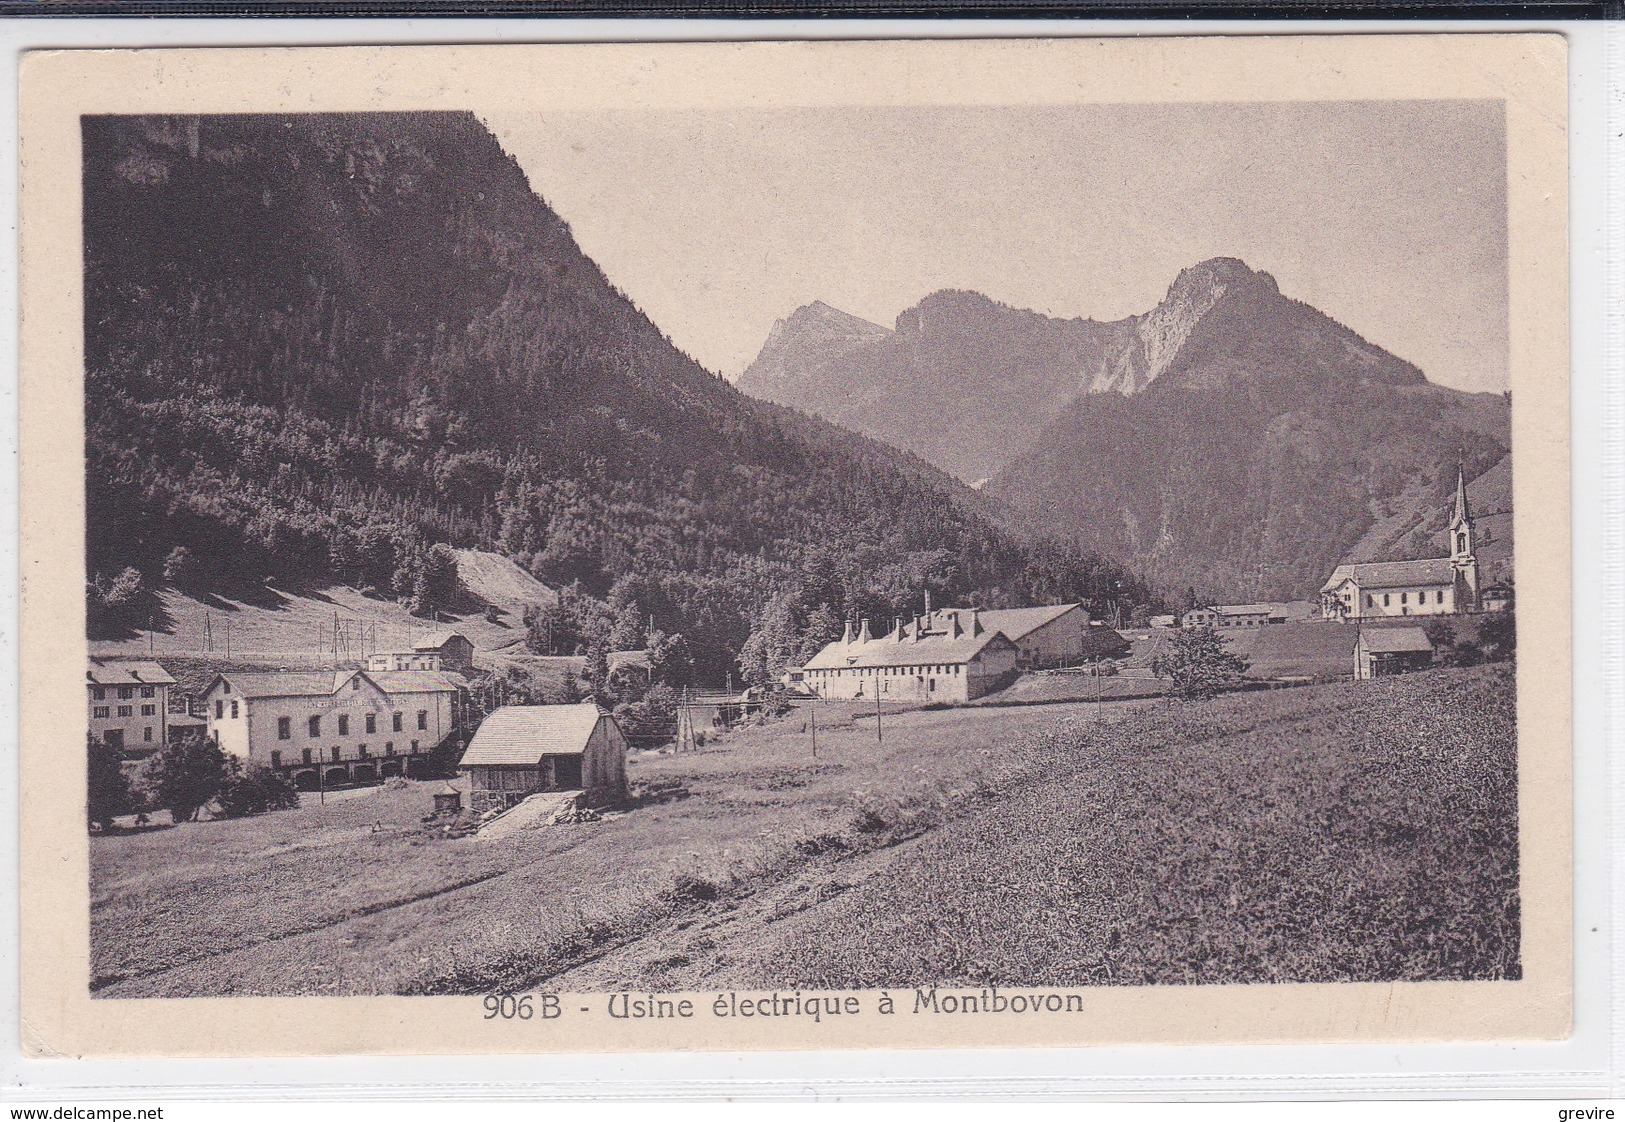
[487,100,1508,393]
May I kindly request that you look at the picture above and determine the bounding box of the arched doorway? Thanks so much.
[379,759,403,779]
[293,770,319,792]
[325,766,350,787]
[353,764,377,784]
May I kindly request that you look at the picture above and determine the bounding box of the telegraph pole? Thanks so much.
[875,680,882,745]
[810,701,817,759]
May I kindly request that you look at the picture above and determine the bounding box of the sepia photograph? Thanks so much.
[18,36,1571,1055]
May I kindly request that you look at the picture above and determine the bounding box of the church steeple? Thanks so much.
[1449,460,1479,608]
[1450,460,1473,532]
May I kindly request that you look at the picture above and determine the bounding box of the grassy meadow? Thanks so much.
[90,666,1517,996]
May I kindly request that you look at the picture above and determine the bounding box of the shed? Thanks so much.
[1355,627,1435,680]
[433,783,463,815]
[459,703,628,813]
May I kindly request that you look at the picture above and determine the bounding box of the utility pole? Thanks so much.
[224,617,231,659]
[875,679,882,745]
[810,701,817,759]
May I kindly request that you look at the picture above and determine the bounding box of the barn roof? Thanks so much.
[87,659,177,686]
[960,604,1082,641]
[1215,603,1277,616]
[413,630,468,651]
[459,703,608,766]
[1321,558,1456,593]
[1359,627,1435,654]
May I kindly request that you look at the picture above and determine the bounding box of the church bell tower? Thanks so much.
[1449,462,1479,609]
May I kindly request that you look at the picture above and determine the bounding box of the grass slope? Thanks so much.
[759,665,1518,988]
[87,549,552,667]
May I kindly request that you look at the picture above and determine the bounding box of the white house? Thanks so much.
[87,658,176,755]
[802,611,1019,703]
[1322,465,1481,620]
[203,668,467,789]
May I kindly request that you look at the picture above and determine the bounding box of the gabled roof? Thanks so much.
[1359,627,1435,654]
[413,631,468,651]
[459,703,608,766]
[959,604,1082,641]
[87,659,177,686]
[1215,603,1277,616]
[210,669,464,700]
[1321,558,1457,593]
[804,622,1015,671]
[366,670,470,694]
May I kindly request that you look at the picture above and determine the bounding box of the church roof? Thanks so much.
[1450,463,1472,528]
[1321,557,1457,593]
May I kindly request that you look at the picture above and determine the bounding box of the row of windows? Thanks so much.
[91,703,158,718]
[1369,590,1447,608]
[271,710,429,739]
[90,685,157,701]
[269,741,420,767]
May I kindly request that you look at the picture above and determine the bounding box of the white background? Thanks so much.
[0,14,1616,1103]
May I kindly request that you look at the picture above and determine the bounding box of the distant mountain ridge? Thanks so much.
[737,257,1423,484]
[740,257,1507,602]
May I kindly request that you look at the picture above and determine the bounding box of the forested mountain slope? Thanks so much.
[84,112,1152,675]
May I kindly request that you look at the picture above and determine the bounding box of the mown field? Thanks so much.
[90,697,1115,997]
[90,666,1516,996]
[753,665,1519,988]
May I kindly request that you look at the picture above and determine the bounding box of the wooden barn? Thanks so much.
[1354,627,1435,680]
[459,703,628,813]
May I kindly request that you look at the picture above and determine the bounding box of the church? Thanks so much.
[1320,465,1480,620]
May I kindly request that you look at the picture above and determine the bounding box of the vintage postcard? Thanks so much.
[18,35,1570,1058]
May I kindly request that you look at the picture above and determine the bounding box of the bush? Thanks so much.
[215,768,301,818]
[87,735,135,830]
[140,732,234,823]
[1149,626,1250,700]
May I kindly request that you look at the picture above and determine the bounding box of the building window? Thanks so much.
[338,714,350,736]
[417,710,428,730]
[118,686,133,700]
[351,677,360,691]
[366,713,376,734]
[93,706,109,718]
[359,744,369,758]
[1383,593,1391,607]
[309,715,321,737]
[215,700,224,718]
[410,740,419,753]
[140,686,155,699]
[331,746,341,762]
[302,748,313,764]
[143,727,153,742]
[92,687,105,701]
[271,750,282,768]
[117,705,133,717]
[141,704,156,716]
[1437,590,1445,604]
[230,701,239,719]
[392,712,403,732]
[278,717,291,740]
[385,743,394,756]
[1401,592,1408,605]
